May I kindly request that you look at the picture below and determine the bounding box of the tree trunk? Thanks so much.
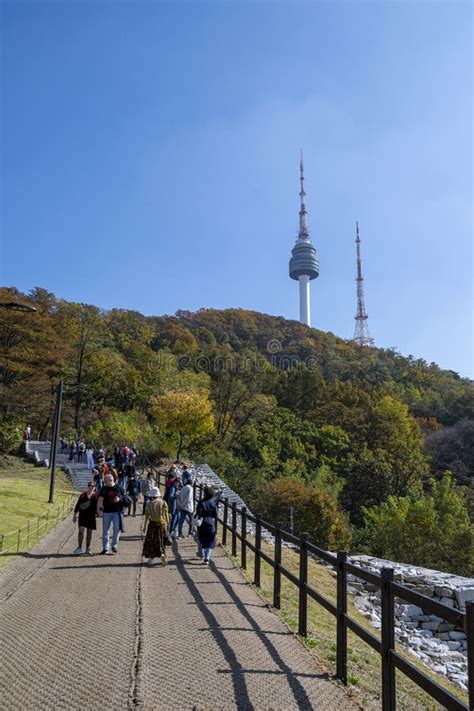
[176,432,184,463]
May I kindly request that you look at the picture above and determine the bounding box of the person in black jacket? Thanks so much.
[126,473,141,517]
[73,482,98,555]
[97,474,124,554]
[196,486,221,565]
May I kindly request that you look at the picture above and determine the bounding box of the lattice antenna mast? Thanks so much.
[353,222,374,346]
[298,150,309,240]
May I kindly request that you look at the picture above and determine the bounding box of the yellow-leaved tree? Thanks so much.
[150,390,215,462]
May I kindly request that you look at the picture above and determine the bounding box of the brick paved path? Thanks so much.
[0,513,358,710]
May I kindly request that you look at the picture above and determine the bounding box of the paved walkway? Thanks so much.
[0,513,358,710]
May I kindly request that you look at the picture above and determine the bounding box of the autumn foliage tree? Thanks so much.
[150,390,215,461]
[255,478,351,551]
[0,287,64,437]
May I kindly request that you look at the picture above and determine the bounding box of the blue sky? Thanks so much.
[2,0,472,376]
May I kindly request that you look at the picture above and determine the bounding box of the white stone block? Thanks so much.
[449,631,466,641]
[455,587,474,608]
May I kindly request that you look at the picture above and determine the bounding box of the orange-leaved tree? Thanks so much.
[256,477,351,551]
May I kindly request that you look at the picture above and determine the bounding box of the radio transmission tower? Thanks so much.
[353,222,374,347]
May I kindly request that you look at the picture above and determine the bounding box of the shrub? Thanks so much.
[255,477,351,550]
[0,419,24,454]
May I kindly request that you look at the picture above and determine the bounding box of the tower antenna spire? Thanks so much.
[353,222,374,346]
[289,153,319,326]
[298,149,309,240]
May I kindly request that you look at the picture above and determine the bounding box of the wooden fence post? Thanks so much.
[467,601,474,711]
[222,498,228,546]
[231,502,237,558]
[0,533,3,553]
[381,567,395,710]
[298,533,308,637]
[17,528,21,553]
[273,523,282,610]
[254,514,262,587]
[336,550,348,684]
[27,521,30,547]
[241,506,247,569]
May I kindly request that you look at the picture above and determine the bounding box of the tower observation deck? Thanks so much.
[289,154,319,326]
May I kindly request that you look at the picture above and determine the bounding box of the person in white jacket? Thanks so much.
[177,481,194,538]
[86,445,95,470]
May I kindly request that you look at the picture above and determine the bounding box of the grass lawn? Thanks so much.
[217,528,469,711]
[0,456,76,565]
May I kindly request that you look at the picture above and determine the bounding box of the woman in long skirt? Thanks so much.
[142,486,169,567]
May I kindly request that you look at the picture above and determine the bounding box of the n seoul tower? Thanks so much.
[289,153,319,326]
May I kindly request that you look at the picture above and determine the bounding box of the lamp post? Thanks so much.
[48,380,64,504]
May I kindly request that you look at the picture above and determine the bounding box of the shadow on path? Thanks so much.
[173,543,326,710]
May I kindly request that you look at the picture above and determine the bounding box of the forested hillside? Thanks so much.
[1,287,473,574]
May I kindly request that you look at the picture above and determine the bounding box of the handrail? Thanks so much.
[138,458,472,710]
[0,493,76,556]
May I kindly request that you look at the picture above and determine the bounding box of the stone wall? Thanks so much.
[347,556,473,691]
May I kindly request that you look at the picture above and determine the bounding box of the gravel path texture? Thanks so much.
[0,512,358,710]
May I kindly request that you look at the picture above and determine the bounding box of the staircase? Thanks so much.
[25,440,91,491]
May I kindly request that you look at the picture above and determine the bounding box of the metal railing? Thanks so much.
[140,456,472,711]
[0,493,76,556]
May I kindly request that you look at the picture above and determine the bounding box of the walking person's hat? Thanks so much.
[148,486,161,498]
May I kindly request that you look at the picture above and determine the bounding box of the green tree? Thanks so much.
[340,446,393,525]
[361,474,473,576]
[57,302,104,430]
[85,411,158,454]
[425,418,474,486]
[367,395,429,496]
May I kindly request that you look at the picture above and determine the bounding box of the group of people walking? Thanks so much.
[73,457,221,568]
[64,439,138,471]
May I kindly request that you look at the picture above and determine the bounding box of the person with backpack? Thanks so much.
[141,471,156,515]
[181,466,194,486]
[142,486,169,567]
[97,474,125,554]
[177,478,194,538]
[113,446,123,470]
[164,469,179,536]
[73,482,98,555]
[195,486,221,565]
[77,440,86,463]
[126,473,141,517]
